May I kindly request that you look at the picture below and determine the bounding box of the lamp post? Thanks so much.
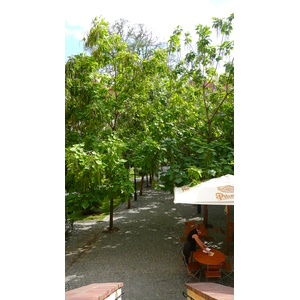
[134,166,137,201]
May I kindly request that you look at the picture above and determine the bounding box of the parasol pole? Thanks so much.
[226,205,229,256]
[203,205,208,227]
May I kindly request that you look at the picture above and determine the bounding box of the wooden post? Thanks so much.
[226,205,229,255]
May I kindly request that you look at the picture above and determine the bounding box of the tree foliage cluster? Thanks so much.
[65,14,234,229]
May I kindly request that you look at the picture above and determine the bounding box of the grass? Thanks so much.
[67,197,124,222]
[70,211,107,222]
[66,171,142,222]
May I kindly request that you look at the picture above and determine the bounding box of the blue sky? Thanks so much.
[65,0,235,63]
[65,28,85,62]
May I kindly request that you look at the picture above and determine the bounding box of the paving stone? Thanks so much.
[65,187,234,298]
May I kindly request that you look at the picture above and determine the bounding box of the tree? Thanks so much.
[65,53,106,149]
[65,143,106,214]
[131,137,162,195]
[109,18,166,59]
[157,14,234,192]
[65,14,234,226]
[99,135,134,230]
[168,13,234,142]
[83,16,156,134]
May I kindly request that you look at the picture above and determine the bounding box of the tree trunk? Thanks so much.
[139,173,144,195]
[146,174,149,187]
[208,120,213,142]
[109,198,114,230]
[127,198,131,209]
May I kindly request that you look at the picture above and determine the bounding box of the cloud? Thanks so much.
[64,0,235,57]
[65,27,86,40]
[64,0,234,42]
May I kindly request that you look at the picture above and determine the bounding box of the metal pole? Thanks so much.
[227,205,229,256]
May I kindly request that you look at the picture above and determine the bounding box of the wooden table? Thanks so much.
[193,248,225,266]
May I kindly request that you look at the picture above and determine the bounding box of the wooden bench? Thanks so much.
[65,282,124,300]
[185,282,233,300]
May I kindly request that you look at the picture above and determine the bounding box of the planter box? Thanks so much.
[185,282,233,300]
[65,282,123,300]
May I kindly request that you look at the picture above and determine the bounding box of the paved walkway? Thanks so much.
[65,187,234,299]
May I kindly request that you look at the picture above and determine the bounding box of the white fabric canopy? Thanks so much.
[174,174,234,205]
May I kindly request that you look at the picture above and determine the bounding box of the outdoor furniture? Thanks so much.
[65,282,124,300]
[185,221,196,227]
[184,226,209,238]
[222,260,233,282]
[204,264,222,283]
[221,253,234,285]
[184,282,234,300]
[178,235,187,253]
[184,226,194,236]
[174,174,234,255]
[181,250,202,283]
[193,248,225,282]
[193,248,226,266]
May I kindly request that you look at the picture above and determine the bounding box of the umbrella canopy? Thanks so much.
[174,174,234,255]
[174,174,234,205]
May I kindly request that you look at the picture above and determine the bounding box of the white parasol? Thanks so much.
[174,174,234,255]
[174,174,234,205]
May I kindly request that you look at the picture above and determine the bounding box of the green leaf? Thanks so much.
[174,178,182,184]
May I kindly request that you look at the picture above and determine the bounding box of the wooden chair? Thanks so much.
[181,251,202,283]
[184,226,195,236]
[222,261,233,281]
[177,235,187,253]
[222,254,234,285]
[204,264,222,284]
[185,221,196,227]
[203,235,214,242]
[184,223,206,236]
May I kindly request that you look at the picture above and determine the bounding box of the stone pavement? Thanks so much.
[65,187,234,299]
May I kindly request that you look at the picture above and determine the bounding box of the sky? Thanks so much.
[65,0,235,62]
